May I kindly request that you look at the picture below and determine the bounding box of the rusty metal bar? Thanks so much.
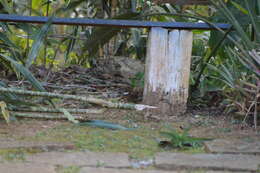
[0,14,231,30]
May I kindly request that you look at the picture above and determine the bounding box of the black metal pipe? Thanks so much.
[0,14,231,30]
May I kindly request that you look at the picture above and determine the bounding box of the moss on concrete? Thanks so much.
[56,165,81,173]
[0,148,41,162]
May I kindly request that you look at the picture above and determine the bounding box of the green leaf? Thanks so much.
[230,1,248,15]
[0,81,37,107]
[0,81,19,101]
[160,129,212,149]
[244,0,260,42]
[0,32,19,49]
[60,108,79,124]
[0,101,10,124]
[0,54,46,91]
[78,120,133,130]
[0,0,14,14]
[0,22,11,33]
[14,23,35,36]
[26,16,53,68]
[208,64,235,88]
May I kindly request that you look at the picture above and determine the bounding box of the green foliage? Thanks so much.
[65,26,78,63]
[0,32,19,50]
[0,54,46,92]
[0,81,35,108]
[204,0,260,127]
[56,165,80,173]
[130,72,144,88]
[60,108,79,124]
[26,16,53,68]
[82,12,140,58]
[183,0,259,128]
[210,0,260,70]
[160,129,212,149]
[0,149,26,161]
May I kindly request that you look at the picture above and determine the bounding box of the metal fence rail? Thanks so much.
[0,14,231,30]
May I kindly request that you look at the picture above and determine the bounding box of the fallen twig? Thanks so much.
[0,87,156,111]
[8,107,104,114]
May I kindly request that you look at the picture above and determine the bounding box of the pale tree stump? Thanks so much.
[143,27,193,116]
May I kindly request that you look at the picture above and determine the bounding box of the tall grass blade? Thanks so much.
[208,64,234,88]
[65,26,78,62]
[211,0,252,49]
[230,1,248,15]
[244,0,260,42]
[0,54,46,91]
[0,32,19,49]
[0,101,10,123]
[26,17,53,68]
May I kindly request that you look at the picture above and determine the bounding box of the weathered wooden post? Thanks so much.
[143,27,193,116]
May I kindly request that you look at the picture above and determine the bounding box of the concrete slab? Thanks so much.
[79,167,177,173]
[0,139,75,151]
[79,167,248,173]
[0,163,56,173]
[155,152,260,172]
[205,172,249,173]
[204,139,260,155]
[26,151,130,168]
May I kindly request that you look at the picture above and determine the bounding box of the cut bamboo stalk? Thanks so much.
[143,28,193,116]
[0,87,156,111]
[9,112,87,120]
[8,107,104,114]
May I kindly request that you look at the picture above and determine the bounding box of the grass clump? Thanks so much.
[160,128,212,149]
[0,149,26,162]
[56,165,81,173]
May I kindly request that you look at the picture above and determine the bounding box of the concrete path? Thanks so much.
[0,139,259,173]
[204,139,260,155]
[0,150,259,173]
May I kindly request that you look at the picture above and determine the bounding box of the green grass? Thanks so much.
[13,122,205,159]
[56,165,81,173]
[0,149,26,162]
[0,147,43,162]
[26,124,163,158]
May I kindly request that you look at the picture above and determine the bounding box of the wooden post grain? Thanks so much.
[143,28,193,116]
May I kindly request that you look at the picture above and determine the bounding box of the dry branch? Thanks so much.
[0,87,156,111]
